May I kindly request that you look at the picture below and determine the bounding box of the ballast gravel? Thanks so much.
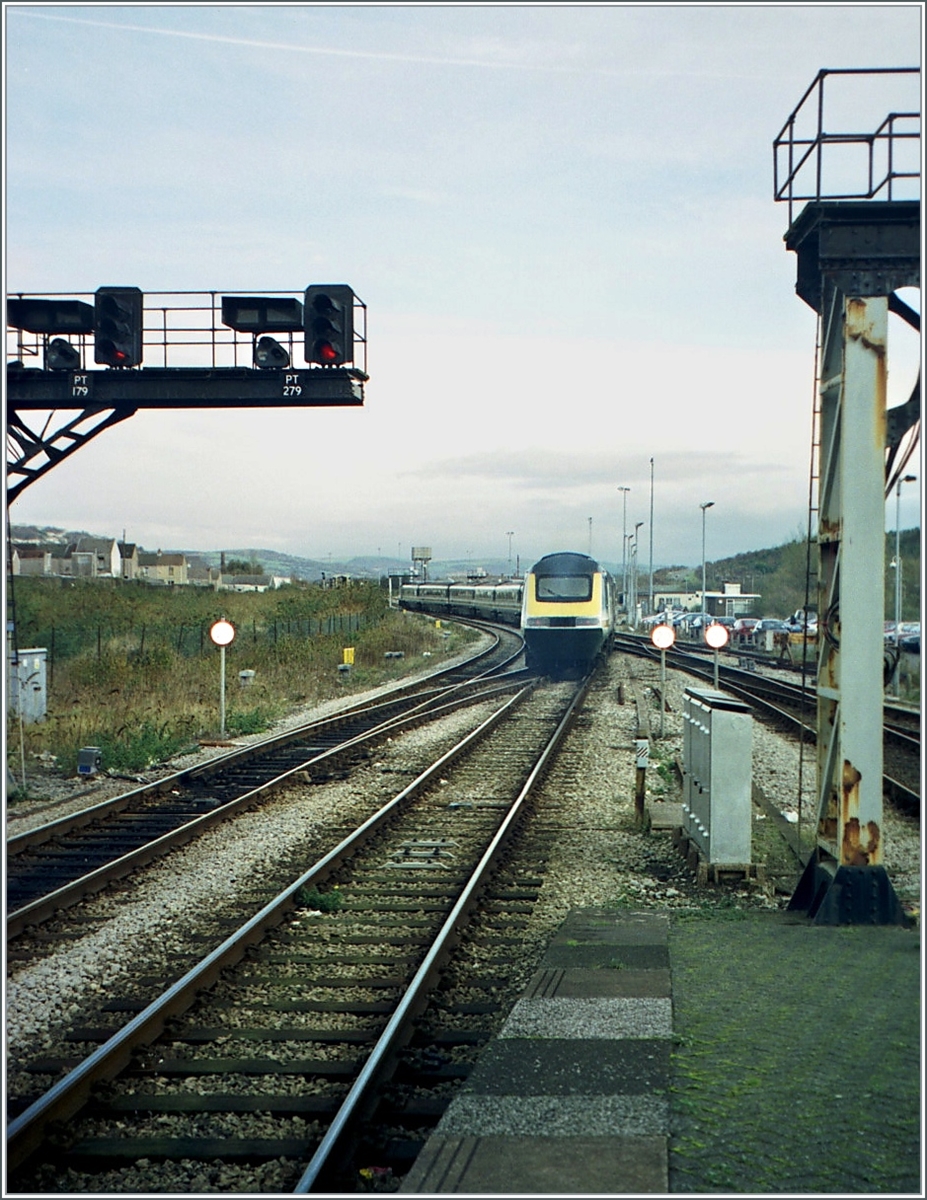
[5,645,921,1195]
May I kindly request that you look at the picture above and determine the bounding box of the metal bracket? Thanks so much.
[6,405,138,503]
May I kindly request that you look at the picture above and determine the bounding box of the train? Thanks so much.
[399,551,616,675]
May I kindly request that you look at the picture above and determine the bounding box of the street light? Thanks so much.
[617,486,630,608]
[700,502,714,621]
[892,474,917,696]
[631,521,644,625]
[209,618,236,739]
[648,457,655,614]
[506,531,515,575]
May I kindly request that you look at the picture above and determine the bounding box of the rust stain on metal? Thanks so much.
[840,760,881,865]
[845,298,887,356]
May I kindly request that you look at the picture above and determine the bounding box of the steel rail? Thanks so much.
[293,669,594,1192]
[6,682,536,1173]
[7,674,529,938]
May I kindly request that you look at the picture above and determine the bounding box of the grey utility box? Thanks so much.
[78,747,103,776]
[682,686,753,865]
[8,648,48,724]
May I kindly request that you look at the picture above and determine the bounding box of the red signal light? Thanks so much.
[317,341,337,363]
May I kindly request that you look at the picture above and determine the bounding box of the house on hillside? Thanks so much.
[188,564,222,588]
[222,574,269,593]
[65,537,121,578]
[9,546,52,576]
[138,550,188,586]
[119,543,139,581]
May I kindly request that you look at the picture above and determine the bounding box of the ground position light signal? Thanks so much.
[94,286,143,367]
[305,285,354,366]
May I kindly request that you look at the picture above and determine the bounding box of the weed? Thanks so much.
[298,885,343,913]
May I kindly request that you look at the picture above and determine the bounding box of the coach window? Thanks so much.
[535,574,592,602]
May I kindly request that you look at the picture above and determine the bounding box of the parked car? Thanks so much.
[754,618,790,633]
[732,618,759,639]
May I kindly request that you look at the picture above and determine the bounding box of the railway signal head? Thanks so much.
[254,335,290,369]
[94,287,143,367]
[221,296,303,333]
[46,338,81,371]
[7,298,94,335]
[304,285,354,366]
[705,622,729,649]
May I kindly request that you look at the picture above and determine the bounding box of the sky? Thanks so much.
[3,3,923,572]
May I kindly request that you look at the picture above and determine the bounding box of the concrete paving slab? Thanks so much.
[541,942,669,969]
[461,1036,671,1095]
[500,996,672,1039]
[551,911,669,944]
[401,1133,667,1194]
[524,966,672,998]
[435,1093,669,1137]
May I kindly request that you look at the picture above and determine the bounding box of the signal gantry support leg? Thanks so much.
[783,201,919,925]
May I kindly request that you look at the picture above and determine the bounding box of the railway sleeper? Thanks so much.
[60,1135,319,1168]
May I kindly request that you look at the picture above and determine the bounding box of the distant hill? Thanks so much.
[10,527,919,620]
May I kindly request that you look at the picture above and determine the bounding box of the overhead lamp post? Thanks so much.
[632,521,644,626]
[617,486,630,608]
[506,531,515,576]
[648,458,655,614]
[892,474,917,696]
[700,502,714,621]
[209,618,236,739]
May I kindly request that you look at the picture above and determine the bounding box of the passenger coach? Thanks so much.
[399,580,522,624]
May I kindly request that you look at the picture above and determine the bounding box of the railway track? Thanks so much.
[7,672,592,1192]
[7,623,526,939]
[613,633,920,812]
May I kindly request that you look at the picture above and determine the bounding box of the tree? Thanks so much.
[225,559,263,575]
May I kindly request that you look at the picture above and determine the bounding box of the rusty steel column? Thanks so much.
[782,202,918,925]
[815,288,888,869]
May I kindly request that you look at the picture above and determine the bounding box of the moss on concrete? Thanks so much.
[669,912,921,1193]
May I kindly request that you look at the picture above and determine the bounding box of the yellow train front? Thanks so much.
[521,551,615,675]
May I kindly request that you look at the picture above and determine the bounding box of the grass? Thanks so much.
[8,582,479,789]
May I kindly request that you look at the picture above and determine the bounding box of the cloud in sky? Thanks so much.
[5,4,922,567]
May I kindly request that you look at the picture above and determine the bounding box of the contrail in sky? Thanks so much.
[9,7,609,73]
[8,7,756,79]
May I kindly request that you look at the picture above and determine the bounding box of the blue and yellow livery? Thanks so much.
[521,552,615,674]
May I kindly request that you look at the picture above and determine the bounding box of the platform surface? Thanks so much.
[401,906,921,1195]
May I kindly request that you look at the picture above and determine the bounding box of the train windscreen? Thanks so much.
[535,573,592,602]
